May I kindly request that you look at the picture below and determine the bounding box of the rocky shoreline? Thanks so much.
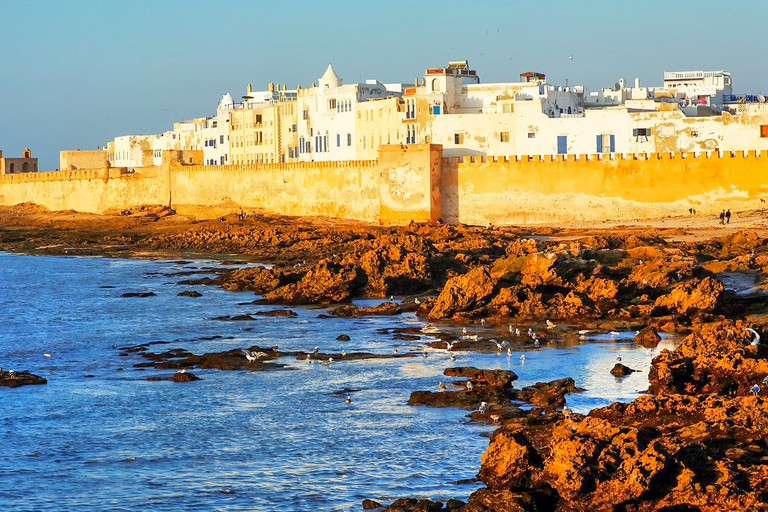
[3,204,768,510]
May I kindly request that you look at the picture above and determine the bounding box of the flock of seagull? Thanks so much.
[232,316,766,420]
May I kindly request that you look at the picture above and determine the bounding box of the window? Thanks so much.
[454,133,464,144]
[761,125,768,138]
[557,135,567,154]
[432,105,441,115]
[347,133,352,146]
[302,110,308,120]
[528,132,535,139]
[212,121,217,128]
[633,128,651,142]
[220,135,224,144]
[500,132,510,142]
[329,99,336,110]
[596,134,615,153]
[337,134,341,147]
[431,78,440,92]
[502,103,513,113]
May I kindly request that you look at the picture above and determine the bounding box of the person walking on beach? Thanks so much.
[726,209,731,224]
[719,210,726,224]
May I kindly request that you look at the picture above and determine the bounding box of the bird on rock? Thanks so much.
[466,381,474,391]
[479,402,487,414]
[438,381,446,390]
[746,327,761,346]
[345,396,351,403]
[563,405,572,420]
[751,384,761,396]
[493,340,509,351]
[546,320,556,329]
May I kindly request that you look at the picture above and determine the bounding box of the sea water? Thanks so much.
[0,253,676,510]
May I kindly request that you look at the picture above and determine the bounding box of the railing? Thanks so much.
[723,94,763,103]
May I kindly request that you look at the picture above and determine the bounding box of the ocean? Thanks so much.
[0,252,675,510]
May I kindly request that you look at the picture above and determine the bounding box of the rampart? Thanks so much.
[441,150,768,225]
[0,146,766,225]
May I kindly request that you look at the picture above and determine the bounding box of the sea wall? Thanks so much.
[169,160,380,221]
[0,156,380,221]
[1,147,767,225]
[441,150,768,225]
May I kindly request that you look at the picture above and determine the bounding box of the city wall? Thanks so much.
[0,146,766,225]
[441,150,768,225]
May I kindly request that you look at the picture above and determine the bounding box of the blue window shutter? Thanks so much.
[610,135,615,152]
[433,105,440,115]
[596,135,602,153]
[557,135,567,154]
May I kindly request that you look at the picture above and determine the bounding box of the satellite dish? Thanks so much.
[759,93,766,103]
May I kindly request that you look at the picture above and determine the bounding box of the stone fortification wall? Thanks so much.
[169,160,380,221]
[1,147,767,225]
[441,150,768,225]
[0,158,380,221]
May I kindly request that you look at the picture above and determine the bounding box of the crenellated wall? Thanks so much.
[0,155,381,221]
[441,150,768,225]
[1,147,767,225]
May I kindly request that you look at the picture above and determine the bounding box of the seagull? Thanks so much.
[450,354,456,361]
[438,381,446,390]
[393,348,398,355]
[341,350,347,357]
[515,328,520,336]
[507,348,512,357]
[546,320,556,329]
[490,414,500,423]
[746,328,761,346]
[466,381,474,391]
[493,340,509,351]
[312,346,320,354]
[423,351,428,357]
[563,405,572,420]
[520,354,526,361]
[414,297,420,304]
[763,375,768,386]
[322,358,334,365]
[242,349,268,362]
[445,340,458,351]
[528,328,534,337]
[345,396,351,403]
[578,330,590,335]
[479,402,487,414]
[43,353,52,358]
[480,318,486,325]
[534,339,540,348]
[508,324,513,333]
[751,384,761,396]
[610,331,620,336]
[421,324,439,334]
[462,328,468,335]
[389,295,394,302]
[616,355,622,362]
[463,334,479,341]
[178,369,186,374]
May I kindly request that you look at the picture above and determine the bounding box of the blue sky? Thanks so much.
[2,0,767,170]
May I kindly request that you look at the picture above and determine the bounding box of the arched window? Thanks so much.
[431,78,440,92]
[22,162,29,172]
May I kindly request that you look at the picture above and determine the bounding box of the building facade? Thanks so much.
[103,62,768,169]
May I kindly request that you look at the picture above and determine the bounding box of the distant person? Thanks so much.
[719,210,725,224]
[726,209,731,224]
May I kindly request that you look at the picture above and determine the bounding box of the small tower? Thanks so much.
[318,64,342,89]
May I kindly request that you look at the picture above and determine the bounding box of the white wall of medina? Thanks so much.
[430,100,768,158]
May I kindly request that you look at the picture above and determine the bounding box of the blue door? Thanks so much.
[432,105,441,115]
[557,135,567,154]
